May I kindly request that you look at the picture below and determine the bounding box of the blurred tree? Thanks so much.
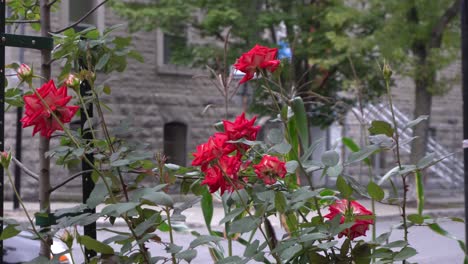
[354,0,460,167]
[110,0,386,127]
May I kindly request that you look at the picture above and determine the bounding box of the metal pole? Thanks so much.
[0,0,5,261]
[461,0,468,248]
[80,78,96,260]
[13,21,25,211]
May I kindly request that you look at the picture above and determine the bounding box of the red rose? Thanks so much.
[324,199,374,240]
[192,133,235,169]
[201,166,225,194]
[234,44,280,84]
[223,112,260,142]
[253,155,287,185]
[21,80,79,138]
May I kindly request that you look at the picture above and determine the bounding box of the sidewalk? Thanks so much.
[2,194,465,228]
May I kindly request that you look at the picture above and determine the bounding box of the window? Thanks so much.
[163,33,187,65]
[164,122,188,166]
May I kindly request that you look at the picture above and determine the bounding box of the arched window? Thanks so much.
[164,122,187,166]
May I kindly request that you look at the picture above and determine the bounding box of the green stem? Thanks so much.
[385,79,409,248]
[223,173,282,264]
[165,207,177,264]
[5,166,47,245]
[75,227,88,264]
[75,89,97,139]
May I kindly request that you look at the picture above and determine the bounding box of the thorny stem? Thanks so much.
[385,78,409,245]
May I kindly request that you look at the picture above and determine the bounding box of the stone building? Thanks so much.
[5,0,245,201]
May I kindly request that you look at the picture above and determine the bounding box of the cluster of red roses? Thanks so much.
[191,113,287,194]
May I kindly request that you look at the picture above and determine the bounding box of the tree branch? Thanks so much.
[5,20,40,24]
[49,170,94,193]
[11,156,39,181]
[430,0,461,48]
[47,0,59,7]
[51,0,109,34]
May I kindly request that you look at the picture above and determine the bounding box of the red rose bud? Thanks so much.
[253,155,287,185]
[324,199,374,240]
[0,151,11,168]
[65,74,81,89]
[21,80,79,138]
[17,63,33,83]
[234,44,280,84]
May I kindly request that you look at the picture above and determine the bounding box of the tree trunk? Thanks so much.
[410,74,433,165]
[39,0,52,258]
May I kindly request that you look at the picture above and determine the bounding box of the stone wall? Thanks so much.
[4,6,244,201]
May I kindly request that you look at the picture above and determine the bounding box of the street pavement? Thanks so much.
[1,192,466,263]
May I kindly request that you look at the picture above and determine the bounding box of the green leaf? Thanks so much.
[229,216,260,234]
[0,225,21,240]
[321,150,340,167]
[342,137,370,165]
[301,138,324,163]
[291,97,309,149]
[393,247,417,261]
[383,240,408,248]
[267,128,283,144]
[96,53,110,70]
[189,235,222,248]
[367,181,385,201]
[316,241,338,249]
[275,192,288,214]
[142,192,174,207]
[86,179,108,208]
[336,176,353,197]
[403,115,429,131]
[244,239,260,258]
[407,214,424,224]
[352,243,371,264]
[78,235,114,254]
[101,202,139,217]
[368,120,394,137]
[428,223,466,254]
[327,164,343,177]
[270,141,292,154]
[416,153,435,169]
[347,145,379,164]
[281,244,302,262]
[378,166,400,185]
[201,188,213,232]
[219,208,244,225]
[110,159,130,167]
[284,212,298,233]
[285,160,298,173]
[415,170,424,215]
[175,249,197,262]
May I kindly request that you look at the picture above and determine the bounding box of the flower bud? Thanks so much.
[65,74,81,89]
[382,62,393,80]
[0,151,11,168]
[17,64,33,83]
[60,229,74,249]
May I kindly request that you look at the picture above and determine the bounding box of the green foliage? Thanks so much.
[111,0,386,127]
